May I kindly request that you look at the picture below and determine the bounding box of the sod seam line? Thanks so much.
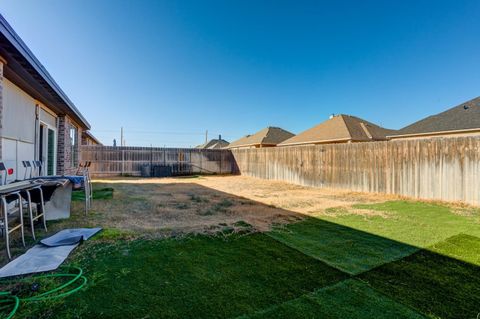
[265,232,356,275]
[353,278,431,319]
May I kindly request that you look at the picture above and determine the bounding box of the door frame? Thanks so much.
[39,120,57,175]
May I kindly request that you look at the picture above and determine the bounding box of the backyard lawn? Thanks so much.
[0,176,479,318]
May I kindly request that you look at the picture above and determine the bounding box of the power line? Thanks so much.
[92,129,232,136]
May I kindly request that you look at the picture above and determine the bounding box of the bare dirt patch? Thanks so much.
[83,175,394,235]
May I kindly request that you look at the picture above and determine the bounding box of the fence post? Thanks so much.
[150,147,153,177]
[121,149,125,176]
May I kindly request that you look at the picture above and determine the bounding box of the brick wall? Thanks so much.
[57,115,82,174]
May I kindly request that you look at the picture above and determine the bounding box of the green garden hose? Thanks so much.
[0,266,86,319]
[0,293,19,319]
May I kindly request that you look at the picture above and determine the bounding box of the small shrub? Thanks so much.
[175,203,189,210]
[233,220,252,228]
[95,228,134,241]
[217,199,234,209]
[189,194,209,203]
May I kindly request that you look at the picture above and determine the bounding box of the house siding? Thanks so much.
[1,78,36,179]
[0,74,85,177]
[0,58,4,159]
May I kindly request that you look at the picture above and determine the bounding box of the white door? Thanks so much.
[39,123,57,176]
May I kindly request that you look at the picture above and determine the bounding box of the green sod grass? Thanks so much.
[72,187,114,201]
[241,279,426,319]
[19,233,346,319]
[360,234,480,319]
[341,201,480,246]
[269,217,418,274]
[3,199,479,318]
[268,201,480,274]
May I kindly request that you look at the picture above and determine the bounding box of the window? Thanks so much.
[70,126,78,167]
[47,128,56,175]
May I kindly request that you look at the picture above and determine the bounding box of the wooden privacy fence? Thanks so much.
[231,136,480,206]
[80,146,236,177]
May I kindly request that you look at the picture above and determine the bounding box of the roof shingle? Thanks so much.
[196,139,230,149]
[279,115,396,146]
[392,97,480,136]
[228,127,294,148]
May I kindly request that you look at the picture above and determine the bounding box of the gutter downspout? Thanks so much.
[34,104,40,161]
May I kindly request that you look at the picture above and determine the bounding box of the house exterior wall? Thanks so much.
[0,57,4,161]
[0,71,88,176]
[0,78,63,179]
[57,115,82,174]
[389,130,480,141]
[1,78,36,180]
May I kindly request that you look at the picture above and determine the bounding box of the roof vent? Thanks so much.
[464,105,469,110]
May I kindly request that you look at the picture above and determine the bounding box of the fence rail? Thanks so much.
[80,146,236,177]
[231,137,480,206]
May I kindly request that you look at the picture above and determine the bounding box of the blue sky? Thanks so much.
[1,1,479,147]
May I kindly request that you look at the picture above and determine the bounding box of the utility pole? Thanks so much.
[121,127,124,146]
[205,130,208,144]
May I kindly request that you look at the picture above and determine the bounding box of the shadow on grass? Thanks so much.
[0,181,479,319]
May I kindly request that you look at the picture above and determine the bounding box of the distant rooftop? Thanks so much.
[227,127,294,148]
[196,137,230,149]
[390,96,480,137]
[279,114,396,146]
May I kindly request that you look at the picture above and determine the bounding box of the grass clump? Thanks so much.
[174,203,190,210]
[72,187,114,201]
[94,228,134,241]
[200,199,234,216]
[189,194,209,203]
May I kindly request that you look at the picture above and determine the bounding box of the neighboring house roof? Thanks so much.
[196,138,230,149]
[228,127,294,148]
[83,131,102,145]
[390,97,480,138]
[279,114,396,146]
[0,14,90,129]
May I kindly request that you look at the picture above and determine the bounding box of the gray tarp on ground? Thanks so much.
[0,228,101,278]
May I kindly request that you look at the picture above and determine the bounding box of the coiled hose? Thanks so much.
[0,266,86,319]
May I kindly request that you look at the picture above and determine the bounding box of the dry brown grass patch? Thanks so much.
[78,175,393,236]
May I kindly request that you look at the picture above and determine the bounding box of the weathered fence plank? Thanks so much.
[231,137,480,206]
